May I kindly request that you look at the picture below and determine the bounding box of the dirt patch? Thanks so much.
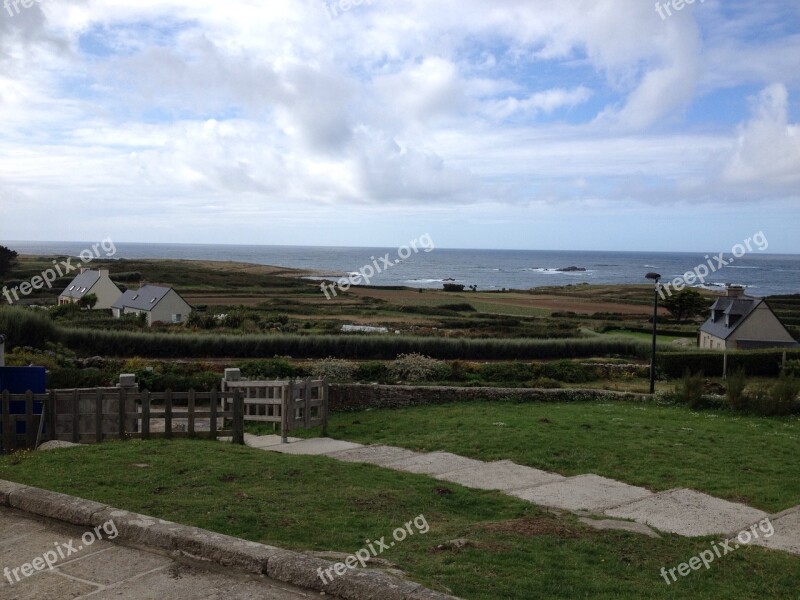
[482,516,586,539]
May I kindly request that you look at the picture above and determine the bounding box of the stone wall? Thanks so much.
[328,384,647,413]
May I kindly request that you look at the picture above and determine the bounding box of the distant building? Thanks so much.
[698,286,798,350]
[112,284,192,326]
[59,269,122,309]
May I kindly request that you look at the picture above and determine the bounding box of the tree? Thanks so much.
[0,245,18,276]
[663,289,710,322]
[78,293,98,310]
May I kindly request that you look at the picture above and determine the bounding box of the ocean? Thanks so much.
[5,241,800,297]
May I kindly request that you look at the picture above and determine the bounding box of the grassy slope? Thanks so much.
[291,401,800,513]
[1,440,798,600]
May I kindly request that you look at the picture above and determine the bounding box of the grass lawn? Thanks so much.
[289,400,800,513]
[600,329,692,344]
[1,440,798,599]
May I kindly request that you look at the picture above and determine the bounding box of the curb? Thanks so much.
[0,479,459,600]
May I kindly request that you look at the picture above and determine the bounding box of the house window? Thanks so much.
[132,294,139,300]
[172,314,182,323]
[69,286,75,291]
[150,298,157,303]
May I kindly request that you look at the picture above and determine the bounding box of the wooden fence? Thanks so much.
[221,378,328,442]
[0,389,245,454]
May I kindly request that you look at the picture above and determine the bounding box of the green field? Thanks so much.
[286,400,800,513]
[1,439,798,600]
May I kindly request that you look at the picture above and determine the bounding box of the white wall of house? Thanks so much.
[699,331,727,350]
[90,274,124,309]
[149,290,191,325]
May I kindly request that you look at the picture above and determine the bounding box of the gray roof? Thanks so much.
[60,270,101,299]
[699,296,762,341]
[112,285,174,312]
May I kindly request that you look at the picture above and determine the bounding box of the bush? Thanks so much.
[238,358,305,379]
[658,350,800,378]
[755,375,800,416]
[355,361,389,382]
[0,307,59,349]
[532,377,562,389]
[674,369,705,409]
[725,368,748,410]
[541,360,598,384]
[784,360,800,378]
[388,353,451,382]
[439,304,476,312]
[479,362,539,382]
[311,358,357,382]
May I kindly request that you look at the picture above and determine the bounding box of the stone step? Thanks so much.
[510,474,654,512]
[437,460,564,492]
[605,488,769,537]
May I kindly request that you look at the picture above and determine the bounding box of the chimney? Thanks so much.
[80,267,88,274]
[99,269,109,278]
[726,285,746,298]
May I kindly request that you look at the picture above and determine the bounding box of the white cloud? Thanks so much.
[723,84,800,187]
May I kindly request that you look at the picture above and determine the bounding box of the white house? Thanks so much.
[58,269,122,310]
[111,284,192,326]
[698,286,798,350]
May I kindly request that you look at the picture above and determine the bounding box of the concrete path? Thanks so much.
[0,507,315,599]
[239,435,800,554]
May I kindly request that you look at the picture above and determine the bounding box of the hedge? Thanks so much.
[657,349,800,378]
[60,328,654,361]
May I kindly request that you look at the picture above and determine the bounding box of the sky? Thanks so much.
[0,0,799,253]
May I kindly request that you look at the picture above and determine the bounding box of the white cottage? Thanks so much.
[112,284,192,326]
[59,269,122,310]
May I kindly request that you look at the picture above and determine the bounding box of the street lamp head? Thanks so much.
[645,272,661,282]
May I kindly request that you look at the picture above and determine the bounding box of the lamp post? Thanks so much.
[645,273,661,394]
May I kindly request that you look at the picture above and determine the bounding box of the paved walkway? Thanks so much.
[238,434,800,555]
[0,507,317,599]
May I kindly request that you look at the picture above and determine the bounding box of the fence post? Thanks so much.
[165,390,173,440]
[233,388,244,445]
[25,391,35,449]
[281,381,292,444]
[210,389,218,440]
[142,390,151,440]
[2,391,11,455]
[723,352,728,380]
[322,378,329,437]
[47,390,56,444]
[188,390,196,437]
[304,378,311,429]
[71,389,80,444]
[95,389,103,444]
[119,388,127,440]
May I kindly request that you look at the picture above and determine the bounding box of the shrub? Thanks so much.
[355,361,389,382]
[541,360,598,384]
[311,358,357,382]
[388,353,451,382]
[479,362,540,383]
[439,304,476,312]
[0,307,59,349]
[725,368,748,410]
[784,360,800,378]
[238,358,304,379]
[532,377,562,389]
[755,375,800,416]
[674,369,705,409]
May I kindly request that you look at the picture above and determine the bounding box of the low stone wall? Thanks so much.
[328,384,647,413]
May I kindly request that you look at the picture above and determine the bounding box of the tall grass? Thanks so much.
[0,307,59,349]
[61,328,653,360]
